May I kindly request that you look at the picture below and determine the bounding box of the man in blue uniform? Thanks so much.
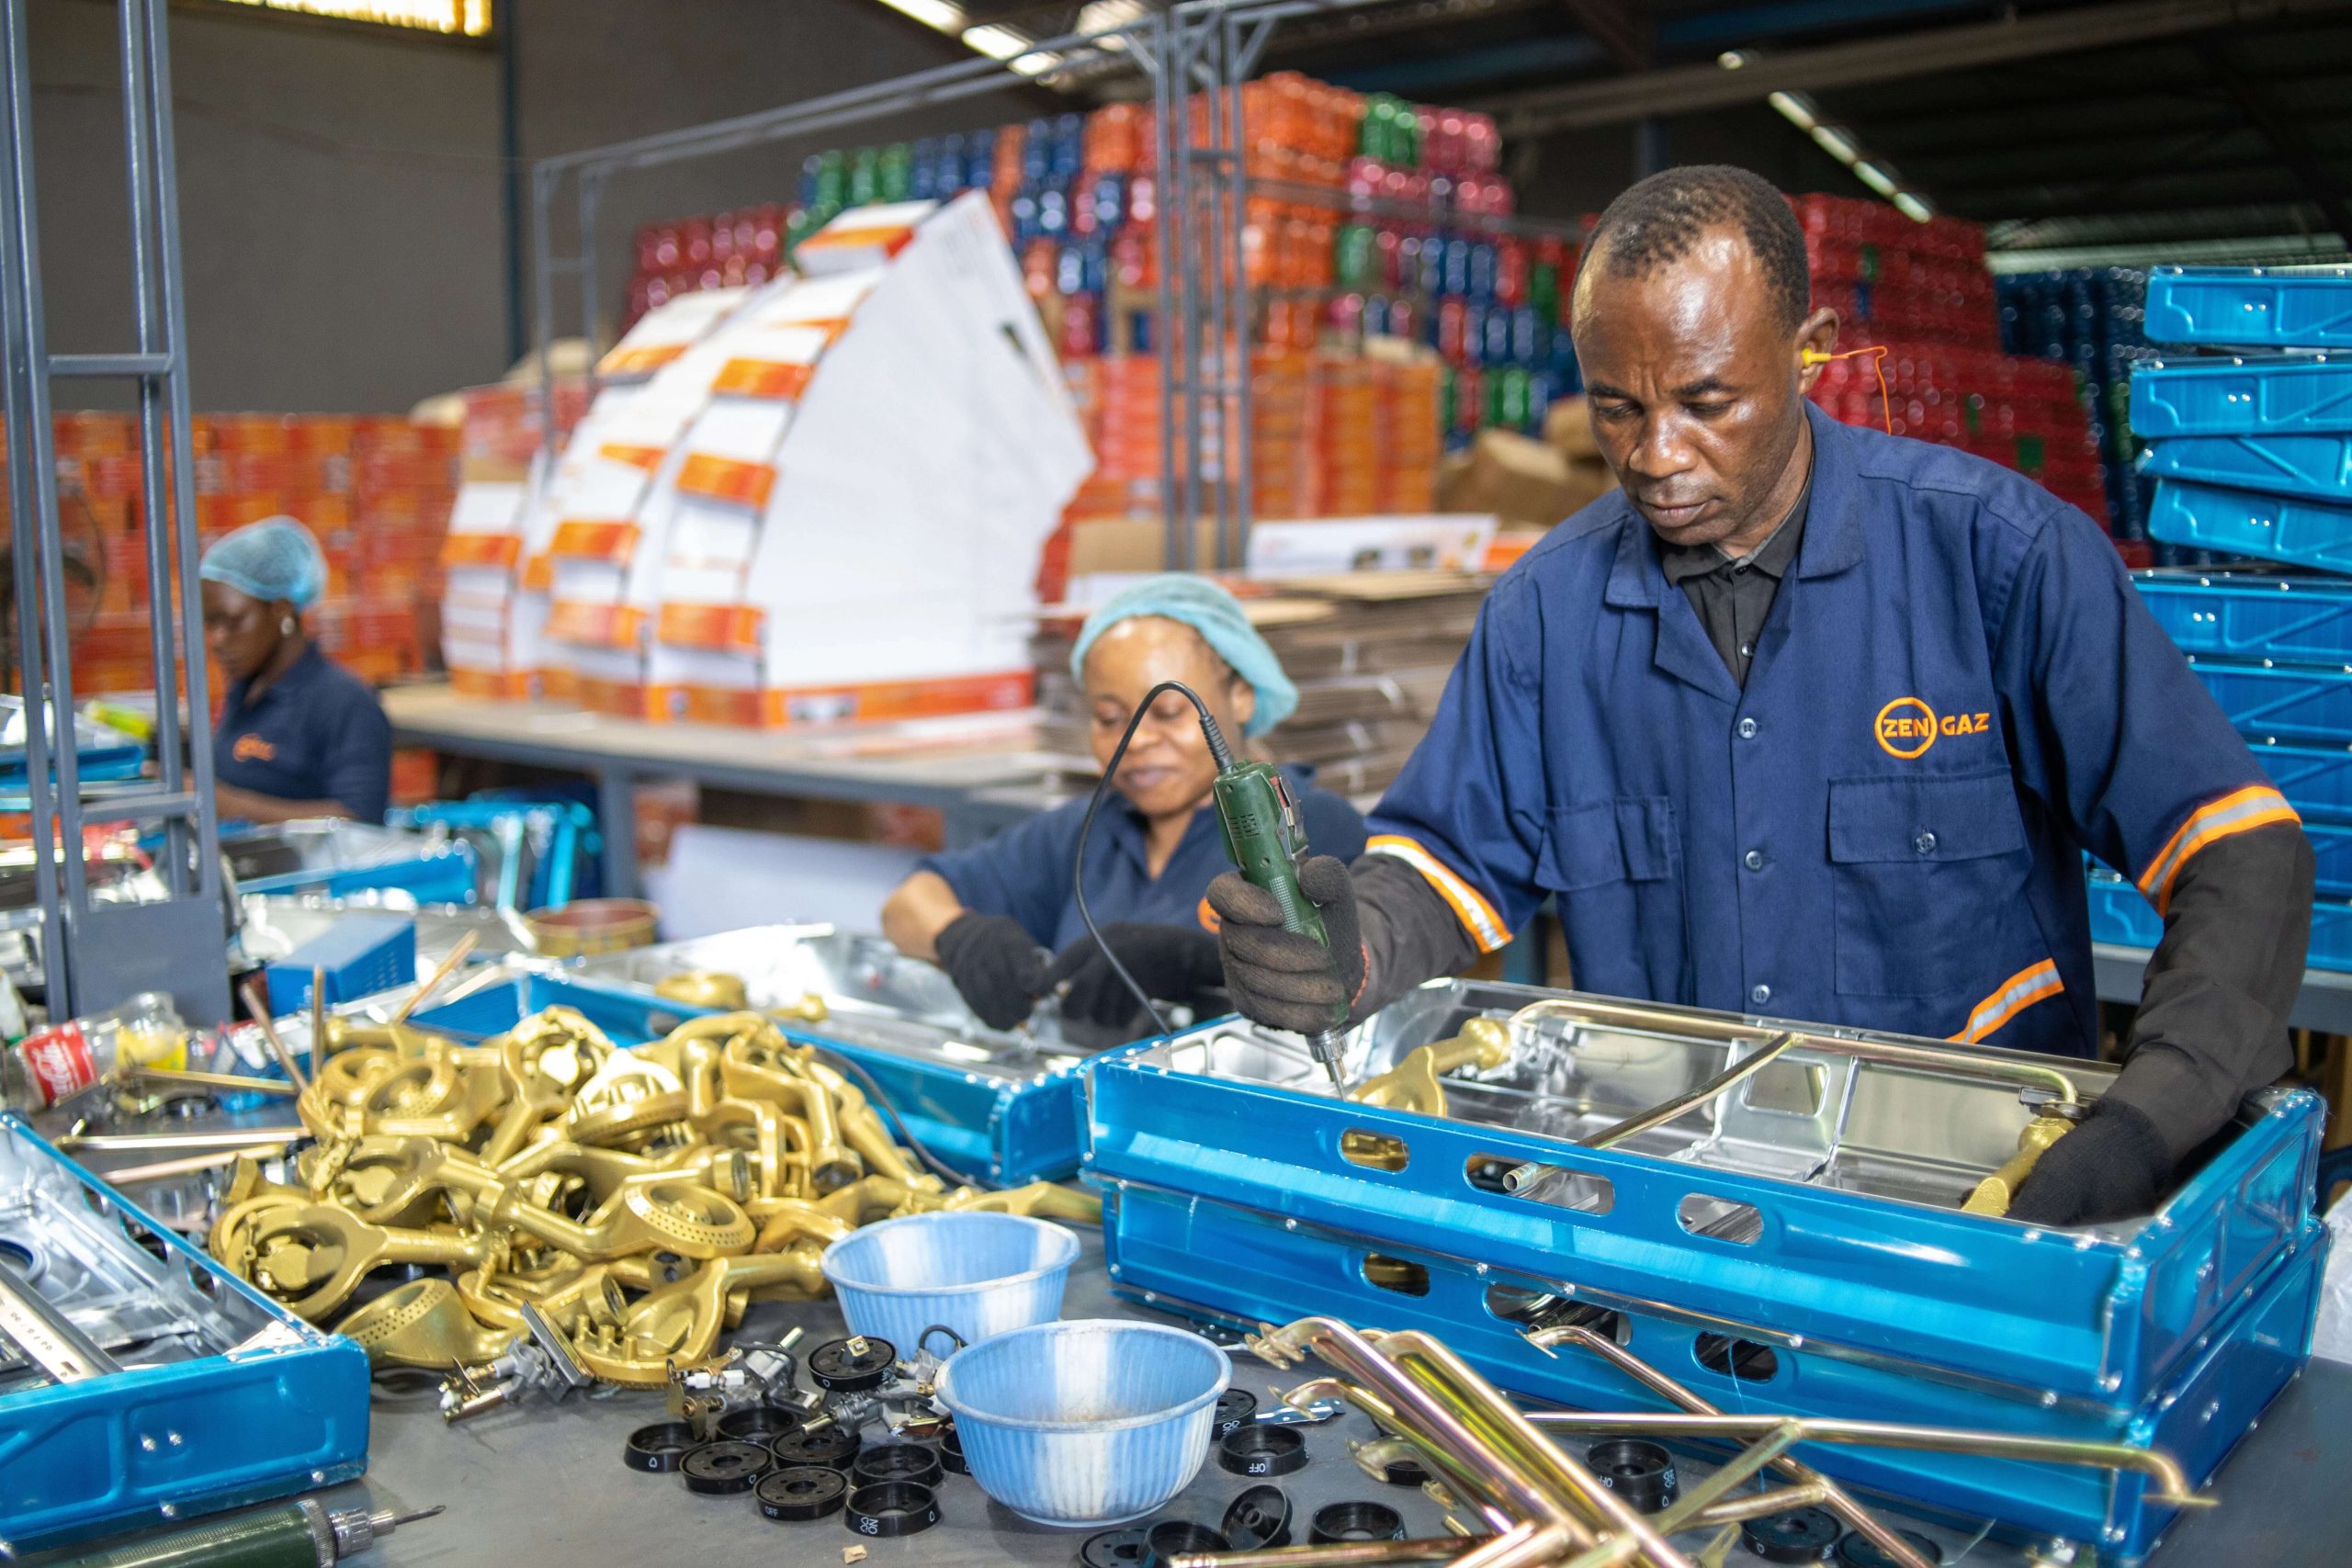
[1211,166,2312,1225]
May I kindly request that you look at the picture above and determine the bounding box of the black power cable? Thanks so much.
[1071,680,1234,1043]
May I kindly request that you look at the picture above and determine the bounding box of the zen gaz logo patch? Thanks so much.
[1874,696,1992,760]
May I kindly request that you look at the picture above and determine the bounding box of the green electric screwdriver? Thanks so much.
[1072,679,1351,1087]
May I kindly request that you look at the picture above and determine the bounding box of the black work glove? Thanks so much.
[1205,855,1367,1037]
[1046,922,1225,1031]
[2007,1097,2173,1227]
[933,912,1049,1031]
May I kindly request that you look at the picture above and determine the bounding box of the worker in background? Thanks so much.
[1212,165,2312,1226]
[885,575,1365,1043]
[200,517,392,826]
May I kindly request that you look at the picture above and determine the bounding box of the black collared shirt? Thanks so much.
[1657,479,1812,687]
[212,643,392,822]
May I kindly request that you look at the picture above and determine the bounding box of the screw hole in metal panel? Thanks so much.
[1693,1333,1779,1382]
[1677,1194,1761,1244]
[1341,1131,1410,1172]
[1361,1254,1431,1296]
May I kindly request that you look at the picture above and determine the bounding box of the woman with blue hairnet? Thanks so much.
[199,517,391,824]
[883,574,1364,1043]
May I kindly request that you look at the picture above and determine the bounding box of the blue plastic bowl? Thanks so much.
[933,1318,1230,1528]
[819,1212,1079,1352]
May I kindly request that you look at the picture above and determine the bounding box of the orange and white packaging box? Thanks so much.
[597,285,752,381]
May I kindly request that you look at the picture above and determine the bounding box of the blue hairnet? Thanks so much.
[1069,574,1298,738]
[199,517,327,611]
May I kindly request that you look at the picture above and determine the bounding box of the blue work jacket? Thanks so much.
[213,644,393,824]
[1368,402,2293,1056]
[921,766,1367,953]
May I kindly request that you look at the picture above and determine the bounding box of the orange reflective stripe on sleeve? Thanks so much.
[2136,785,2301,916]
[1364,834,1511,953]
[1949,959,2064,1045]
[1196,895,1220,933]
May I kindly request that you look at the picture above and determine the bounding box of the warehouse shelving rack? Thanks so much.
[527,0,1390,573]
[0,0,228,1023]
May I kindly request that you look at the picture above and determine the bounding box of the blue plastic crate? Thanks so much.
[264,913,416,1015]
[2144,265,2352,351]
[2186,653,2352,739]
[406,971,714,1047]
[2087,872,2352,974]
[2142,434,2352,504]
[2134,571,2352,662]
[2131,354,2352,439]
[0,1115,369,1551]
[2245,738,2352,821]
[2149,479,2352,574]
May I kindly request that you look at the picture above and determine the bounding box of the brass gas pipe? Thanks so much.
[1250,1320,1592,1536]
[1347,1019,1514,1116]
[1374,1329,1689,1567]
[1576,1032,1800,1151]
[1521,1411,2209,1508]
[1962,1104,2082,1216]
[1507,998,2082,1107]
[1526,1324,1934,1568]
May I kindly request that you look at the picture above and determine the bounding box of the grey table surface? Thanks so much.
[309,1226,2347,1568]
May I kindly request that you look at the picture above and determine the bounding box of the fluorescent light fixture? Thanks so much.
[1768,89,1935,222]
[1012,51,1067,75]
[1718,49,1753,69]
[961,23,1031,59]
[208,0,492,34]
[876,0,965,28]
[1766,90,1815,130]
[1079,0,1152,26]
[1809,125,1860,164]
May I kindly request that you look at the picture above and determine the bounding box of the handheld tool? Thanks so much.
[49,1498,440,1567]
[1072,680,1351,1087]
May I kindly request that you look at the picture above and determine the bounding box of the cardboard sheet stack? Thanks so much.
[441,192,1092,725]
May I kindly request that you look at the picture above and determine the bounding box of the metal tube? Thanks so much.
[1579,1031,1799,1150]
[1509,997,2084,1105]
[1527,1325,1935,1568]
[395,931,480,1024]
[58,1128,304,1153]
[241,978,311,1095]
[0,0,65,1010]
[140,0,222,910]
[1521,1410,2209,1507]
[123,1066,299,1096]
[1374,1331,1692,1567]
[1148,14,1181,568]
[1645,1424,1798,1536]
[101,1147,278,1184]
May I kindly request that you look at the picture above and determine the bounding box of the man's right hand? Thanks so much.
[933,912,1048,1031]
[1206,855,1367,1036]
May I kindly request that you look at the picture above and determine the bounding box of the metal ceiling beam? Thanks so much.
[1557,0,1648,71]
[2210,51,2352,240]
[1483,0,2352,133]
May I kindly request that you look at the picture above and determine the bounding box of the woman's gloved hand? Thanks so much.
[1205,855,1366,1037]
[933,912,1049,1031]
[1046,922,1224,1030]
[2007,1096,2172,1226]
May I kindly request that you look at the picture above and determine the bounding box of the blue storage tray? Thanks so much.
[2087,872,2352,973]
[236,844,477,905]
[2145,265,2352,351]
[2142,434,2352,504]
[2186,652,2352,740]
[1101,1180,2323,1566]
[408,971,1072,1187]
[0,1115,370,1551]
[2131,354,2352,439]
[2245,738,2352,821]
[2147,479,2352,573]
[2134,571,2352,662]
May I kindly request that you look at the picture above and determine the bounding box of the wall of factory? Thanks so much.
[21,0,1034,414]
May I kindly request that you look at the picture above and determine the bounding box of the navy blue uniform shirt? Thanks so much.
[1368,401,2295,1056]
[921,766,1367,951]
[212,644,393,824]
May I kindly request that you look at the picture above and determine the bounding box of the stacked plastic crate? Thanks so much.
[1799,195,2111,528]
[2094,265,2352,972]
[1997,268,2162,558]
